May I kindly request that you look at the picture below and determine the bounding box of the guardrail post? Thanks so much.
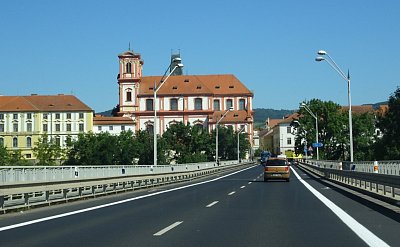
[339,162,342,170]
[373,161,379,174]
[0,196,4,209]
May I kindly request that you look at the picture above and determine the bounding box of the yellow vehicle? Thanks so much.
[263,157,290,182]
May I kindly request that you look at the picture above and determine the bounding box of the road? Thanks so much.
[0,165,399,247]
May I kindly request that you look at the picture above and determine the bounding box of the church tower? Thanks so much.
[117,49,144,117]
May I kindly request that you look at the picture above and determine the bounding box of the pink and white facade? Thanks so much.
[115,49,255,146]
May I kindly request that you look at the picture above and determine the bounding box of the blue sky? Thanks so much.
[1,0,399,112]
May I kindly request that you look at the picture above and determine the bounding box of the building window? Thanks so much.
[67,113,71,119]
[13,113,18,120]
[25,154,32,159]
[287,138,292,145]
[67,124,71,132]
[98,126,102,131]
[109,126,113,131]
[0,137,3,147]
[239,99,246,110]
[79,113,84,119]
[0,124,4,132]
[126,91,132,102]
[13,123,18,132]
[55,136,61,146]
[43,124,48,132]
[79,123,84,132]
[214,100,220,111]
[121,125,125,131]
[194,98,203,110]
[146,99,154,111]
[226,99,233,109]
[126,62,132,73]
[0,113,3,119]
[56,124,60,132]
[55,113,60,119]
[27,113,32,119]
[147,124,154,135]
[27,123,32,132]
[13,137,18,148]
[170,98,178,110]
[27,137,32,148]
[287,126,291,134]
[43,113,48,120]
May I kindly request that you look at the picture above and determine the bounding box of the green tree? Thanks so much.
[375,87,400,159]
[0,145,10,165]
[352,112,376,161]
[33,134,63,166]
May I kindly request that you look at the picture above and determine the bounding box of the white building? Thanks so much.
[93,115,135,135]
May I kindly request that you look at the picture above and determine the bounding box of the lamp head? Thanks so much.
[300,102,306,107]
[172,57,182,63]
[317,50,327,55]
[176,63,184,68]
[315,57,325,62]
[229,107,234,111]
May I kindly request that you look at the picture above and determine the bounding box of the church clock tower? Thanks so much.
[117,49,144,117]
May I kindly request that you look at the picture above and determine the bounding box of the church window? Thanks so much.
[126,62,132,73]
[146,99,154,111]
[195,98,203,110]
[170,98,178,110]
[126,91,132,102]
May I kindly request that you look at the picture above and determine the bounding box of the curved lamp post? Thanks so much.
[154,58,184,166]
[216,107,233,164]
[300,103,319,160]
[315,50,354,162]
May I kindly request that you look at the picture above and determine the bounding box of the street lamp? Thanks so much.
[237,125,247,163]
[315,50,354,162]
[153,58,184,166]
[300,103,319,160]
[215,107,233,164]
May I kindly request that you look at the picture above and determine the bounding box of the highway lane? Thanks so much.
[0,165,399,247]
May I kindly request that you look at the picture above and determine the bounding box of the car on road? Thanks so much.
[263,157,290,182]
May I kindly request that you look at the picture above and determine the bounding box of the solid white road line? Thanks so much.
[228,191,236,196]
[291,167,389,247]
[240,186,246,189]
[0,165,258,232]
[153,221,183,236]
[206,201,219,208]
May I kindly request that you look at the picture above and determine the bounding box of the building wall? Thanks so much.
[0,111,93,159]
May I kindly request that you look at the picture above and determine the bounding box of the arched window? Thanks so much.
[147,124,154,135]
[126,62,132,73]
[27,137,32,148]
[194,98,203,110]
[214,99,220,111]
[13,137,18,148]
[126,91,132,102]
[226,99,233,109]
[146,99,154,111]
[170,98,178,110]
[239,99,246,110]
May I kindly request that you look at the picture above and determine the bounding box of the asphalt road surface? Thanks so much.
[0,165,399,247]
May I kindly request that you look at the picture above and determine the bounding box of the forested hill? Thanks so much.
[253,108,295,124]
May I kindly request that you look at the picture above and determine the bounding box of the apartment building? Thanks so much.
[0,94,93,159]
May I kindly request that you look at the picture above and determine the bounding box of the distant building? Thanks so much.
[115,49,255,146]
[93,115,135,135]
[0,94,93,159]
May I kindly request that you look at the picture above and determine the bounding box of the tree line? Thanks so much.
[0,122,250,166]
[293,87,400,161]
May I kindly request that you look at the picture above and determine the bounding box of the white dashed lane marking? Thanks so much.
[154,221,183,236]
[206,201,219,208]
[240,186,246,189]
[228,191,236,196]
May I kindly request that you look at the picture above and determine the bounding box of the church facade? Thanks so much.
[115,49,255,146]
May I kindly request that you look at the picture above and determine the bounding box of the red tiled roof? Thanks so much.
[341,105,374,114]
[93,115,134,125]
[0,95,92,112]
[139,74,253,97]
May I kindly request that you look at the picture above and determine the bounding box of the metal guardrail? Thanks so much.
[297,162,400,205]
[0,160,252,213]
[306,160,400,175]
